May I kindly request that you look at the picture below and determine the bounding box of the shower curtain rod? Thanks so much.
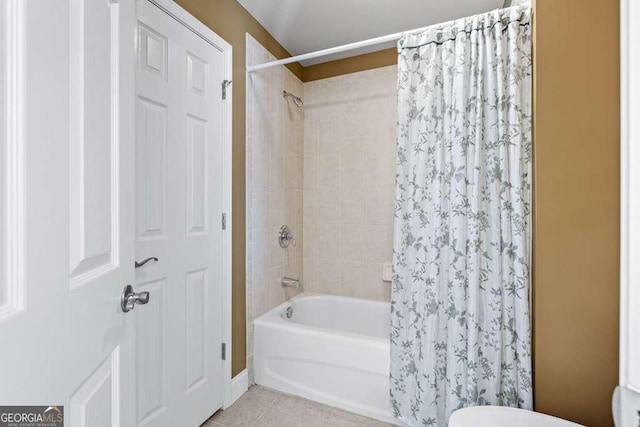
[246,19,456,73]
[246,1,515,73]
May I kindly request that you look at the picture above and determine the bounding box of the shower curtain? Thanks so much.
[390,5,532,426]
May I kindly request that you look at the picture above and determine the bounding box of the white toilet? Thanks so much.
[448,406,584,427]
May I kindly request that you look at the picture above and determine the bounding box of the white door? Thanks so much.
[0,0,137,424]
[133,1,225,426]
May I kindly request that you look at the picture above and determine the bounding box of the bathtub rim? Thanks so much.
[253,292,391,345]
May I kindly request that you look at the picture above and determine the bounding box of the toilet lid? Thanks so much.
[449,406,585,427]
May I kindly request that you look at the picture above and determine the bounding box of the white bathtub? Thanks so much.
[253,292,401,425]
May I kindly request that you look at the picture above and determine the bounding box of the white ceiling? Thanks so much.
[238,0,504,66]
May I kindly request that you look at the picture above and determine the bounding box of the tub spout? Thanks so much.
[281,277,300,288]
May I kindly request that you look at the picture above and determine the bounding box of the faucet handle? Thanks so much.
[278,225,296,248]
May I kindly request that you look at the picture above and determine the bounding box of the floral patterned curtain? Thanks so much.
[390,6,533,426]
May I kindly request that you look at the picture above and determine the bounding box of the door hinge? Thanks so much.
[222,80,232,100]
[221,343,227,360]
[221,213,227,230]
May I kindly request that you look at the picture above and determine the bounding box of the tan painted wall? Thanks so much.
[303,48,397,82]
[173,0,302,377]
[532,1,620,426]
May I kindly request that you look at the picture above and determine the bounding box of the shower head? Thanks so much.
[283,90,303,107]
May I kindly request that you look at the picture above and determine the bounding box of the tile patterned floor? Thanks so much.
[202,386,393,427]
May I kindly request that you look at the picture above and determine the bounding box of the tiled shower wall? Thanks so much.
[246,35,303,382]
[302,66,397,302]
[246,43,397,379]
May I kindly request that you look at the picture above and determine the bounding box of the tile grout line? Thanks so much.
[249,393,281,427]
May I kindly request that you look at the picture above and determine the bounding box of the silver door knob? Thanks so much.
[121,284,150,313]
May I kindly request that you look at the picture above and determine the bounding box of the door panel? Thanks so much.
[186,115,208,235]
[185,268,207,392]
[134,1,225,425]
[186,52,208,97]
[0,0,22,324]
[68,0,115,283]
[69,349,120,426]
[138,22,168,81]
[0,0,135,425]
[136,96,168,240]
[135,278,166,426]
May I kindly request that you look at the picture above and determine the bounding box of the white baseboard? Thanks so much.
[228,369,249,408]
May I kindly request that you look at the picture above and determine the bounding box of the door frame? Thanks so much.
[143,0,235,408]
[620,0,640,393]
